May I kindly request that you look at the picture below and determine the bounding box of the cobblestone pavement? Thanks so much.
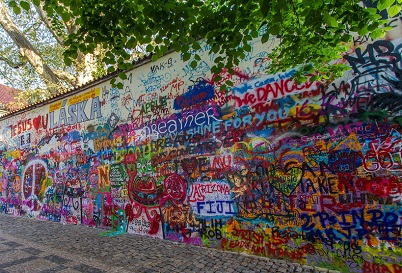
[0,214,340,273]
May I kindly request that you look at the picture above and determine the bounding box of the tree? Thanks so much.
[0,0,108,98]
[32,0,401,86]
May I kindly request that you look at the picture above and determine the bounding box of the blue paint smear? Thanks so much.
[253,128,274,138]
[173,80,215,110]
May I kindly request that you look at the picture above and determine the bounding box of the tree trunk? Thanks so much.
[0,0,63,95]
[76,52,97,86]
[34,2,97,88]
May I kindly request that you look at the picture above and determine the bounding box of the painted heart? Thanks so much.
[32,116,41,130]
[268,167,303,196]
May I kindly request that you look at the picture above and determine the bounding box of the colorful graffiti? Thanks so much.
[1,20,402,273]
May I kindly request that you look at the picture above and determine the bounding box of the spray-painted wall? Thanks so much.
[1,20,402,273]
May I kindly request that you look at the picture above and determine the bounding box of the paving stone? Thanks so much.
[72,263,106,273]
[2,242,23,248]
[21,247,44,255]
[38,265,68,273]
[0,255,39,268]
[43,255,70,264]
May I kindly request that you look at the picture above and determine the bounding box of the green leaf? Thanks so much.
[171,42,181,51]
[296,75,307,84]
[211,44,220,53]
[107,66,115,73]
[214,75,222,82]
[56,6,64,14]
[124,62,133,70]
[378,0,395,10]
[261,32,270,43]
[13,6,21,14]
[309,36,320,44]
[146,44,154,52]
[214,56,224,63]
[119,72,128,80]
[192,42,201,51]
[210,66,220,74]
[61,12,70,22]
[160,45,168,53]
[225,80,234,86]
[32,0,40,6]
[367,22,379,31]
[358,26,369,36]
[8,1,17,7]
[233,58,240,65]
[182,53,191,61]
[181,44,190,52]
[64,57,72,66]
[327,17,338,27]
[260,0,270,17]
[388,5,401,17]
[118,58,127,68]
[303,64,313,72]
[273,12,282,22]
[243,43,252,52]
[117,82,124,89]
[20,1,30,11]
[126,37,137,48]
[190,60,198,69]
[370,28,386,39]
[341,34,351,42]
[302,0,315,5]
[104,57,114,65]
[155,36,163,44]
[269,25,280,35]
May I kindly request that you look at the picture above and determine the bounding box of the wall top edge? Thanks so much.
[0,51,160,122]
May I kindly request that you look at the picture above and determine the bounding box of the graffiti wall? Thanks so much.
[1,19,402,273]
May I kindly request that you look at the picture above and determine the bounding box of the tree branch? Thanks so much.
[0,52,25,68]
[53,69,77,86]
[34,3,65,45]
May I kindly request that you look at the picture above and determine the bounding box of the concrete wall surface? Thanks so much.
[1,20,402,273]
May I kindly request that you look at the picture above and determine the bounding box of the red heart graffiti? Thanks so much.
[32,116,41,130]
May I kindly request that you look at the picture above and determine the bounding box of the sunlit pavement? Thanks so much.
[0,214,340,273]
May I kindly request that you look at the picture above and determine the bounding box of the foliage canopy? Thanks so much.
[12,0,402,86]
